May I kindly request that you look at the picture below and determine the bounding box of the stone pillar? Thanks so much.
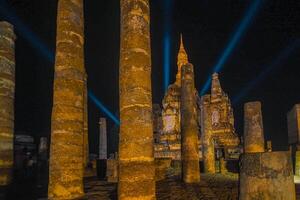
[83,77,89,168]
[0,21,16,186]
[244,101,265,153]
[295,149,300,176]
[48,0,85,199]
[239,152,295,200]
[220,158,227,174]
[98,118,107,179]
[180,64,200,183]
[119,0,155,199]
[201,95,216,173]
[99,118,107,160]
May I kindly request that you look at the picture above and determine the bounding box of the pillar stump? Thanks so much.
[0,21,16,186]
[239,152,295,200]
[244,101,265,153]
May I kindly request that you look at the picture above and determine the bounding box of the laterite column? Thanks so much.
[119,0,156,199]
[48,0,85,199]
[0,21,16,186]
[180,64,200,183]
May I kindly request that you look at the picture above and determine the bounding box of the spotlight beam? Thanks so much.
[232,39,300,105]
[200,0,263,95]
[0,2,54,62]
[0,2,120,125]
[163,0,173,92]
[88,92,120,126]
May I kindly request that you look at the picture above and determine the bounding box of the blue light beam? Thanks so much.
[232,39,300,105]
[0,2,55,62]
[200,0,263,95]
[88,92,120,126]
[163,0,173,92]
[0,2,120,125]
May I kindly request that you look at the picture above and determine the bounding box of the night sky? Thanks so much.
[0,0,299,153]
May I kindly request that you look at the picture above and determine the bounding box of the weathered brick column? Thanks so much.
[48,0,85,199]
[244,101,265,153]
[119,0,155,199]
[239,152,295,200]
[201,95,216,173]
[0,21,16,186]
[180,64,200,183]
[83,77,89,168]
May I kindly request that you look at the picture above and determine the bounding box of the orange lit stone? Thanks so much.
[48,0,85,199]
[0,21,16,186]
[244,101,265,153]
[180,64,200,183]
[119,0,156,199]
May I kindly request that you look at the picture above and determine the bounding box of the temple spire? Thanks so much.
[211,73,223,102]
[176,34,189,85]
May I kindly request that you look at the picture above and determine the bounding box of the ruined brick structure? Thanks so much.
[0,21,16,186]
[200,73,240,173]
[154,36,194,161]
[287,104,300,176]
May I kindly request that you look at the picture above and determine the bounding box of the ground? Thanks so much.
[1,173,300,199]
[83,173,239,200]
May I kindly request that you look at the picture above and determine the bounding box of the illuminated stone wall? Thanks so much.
[180,64,200,183]
[240,152,295,200]
[200,73,240,173]
[119,0,155,199]
[0,21,16,186]
[48,0,85,198]
[244,101,264,153]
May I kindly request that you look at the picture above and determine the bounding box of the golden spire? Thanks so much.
[177,34,188,67]
[176,34,189,85]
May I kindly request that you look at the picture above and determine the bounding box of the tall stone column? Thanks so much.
[119,0,155,199]
[98,118,107,179]
[83,77,89,168]
[48,0,85,199]
[99,118,107,160]
[0,21,16,186]
[244,101,265,153]
[201,95,216,173]
[180,64,200,183]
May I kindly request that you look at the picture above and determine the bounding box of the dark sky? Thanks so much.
[0,0,299,153]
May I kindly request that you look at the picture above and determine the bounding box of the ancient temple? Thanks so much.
[154,36,188,160]
[200,73,240,173]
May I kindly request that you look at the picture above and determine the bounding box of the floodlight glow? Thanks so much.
[232,40,300,105]
[200,0,263,95]
[0,2,120,125]
[88,92,120,126]
[0,2,54,62]
[162,0,173,92]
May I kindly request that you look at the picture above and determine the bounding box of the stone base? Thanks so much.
[240,151,295,200]
[97,159,107,180]
[155,158,172,181]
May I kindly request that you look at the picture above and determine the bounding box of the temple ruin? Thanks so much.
[243,101,265,153]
